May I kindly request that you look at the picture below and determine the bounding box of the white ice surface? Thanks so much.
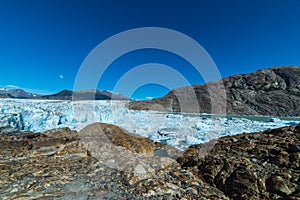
[0,99,299,150]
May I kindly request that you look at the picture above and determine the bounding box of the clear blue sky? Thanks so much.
[0,0,299,99]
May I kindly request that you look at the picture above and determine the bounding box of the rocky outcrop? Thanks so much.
[1,123,299,199]
[0,123,227,199]
[177,124,300,200]
[127,66,300,116]
[81,122,156,154]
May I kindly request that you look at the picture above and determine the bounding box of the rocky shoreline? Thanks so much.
[0,123,299,199]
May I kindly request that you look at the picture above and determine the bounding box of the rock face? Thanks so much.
[0,123,227,199]
[127,66,300,116]
[1,123,299,199]
[81,122,156,154]
[177,124,300,200]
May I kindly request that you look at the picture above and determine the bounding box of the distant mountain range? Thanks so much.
[127,66,300,116]
[0,88,39,99]
[2,66,299,116]
[0,88,130,101]
[42,89,130,100]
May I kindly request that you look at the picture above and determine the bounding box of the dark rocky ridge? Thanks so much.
[41,89,130,100]
[0,123,299,199]
[0,89,130,100]
[127,66,300,116]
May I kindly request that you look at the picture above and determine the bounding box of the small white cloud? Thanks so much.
[59,74,64,79]
[2,85,50,95]
[6,84,20,89]
[146,96,153,100]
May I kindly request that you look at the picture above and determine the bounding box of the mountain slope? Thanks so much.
[127,66,300,116]
[0,88,130,101]
[42,89,130,100]
[0,88,40,99]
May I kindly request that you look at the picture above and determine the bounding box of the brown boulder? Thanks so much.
[79,122,156,154]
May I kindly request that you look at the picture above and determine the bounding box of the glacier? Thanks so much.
[0,99,299,150]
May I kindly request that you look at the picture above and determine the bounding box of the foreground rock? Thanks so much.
[127,66,300,116]
[0,123,226,199]
[177,124,300,199]
[0,123,299,199]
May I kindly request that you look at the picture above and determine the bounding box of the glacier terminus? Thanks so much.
[0,99,299,150]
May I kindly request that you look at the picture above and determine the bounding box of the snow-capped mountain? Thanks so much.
[0,88,130,100]
[0,89,40,99]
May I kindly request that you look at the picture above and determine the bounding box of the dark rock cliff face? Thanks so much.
[0,123,299,199]
[127,66,300,116]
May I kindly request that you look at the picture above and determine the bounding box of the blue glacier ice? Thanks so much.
[0,99,299,150]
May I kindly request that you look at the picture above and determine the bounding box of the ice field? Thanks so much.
[0,99,299,150]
